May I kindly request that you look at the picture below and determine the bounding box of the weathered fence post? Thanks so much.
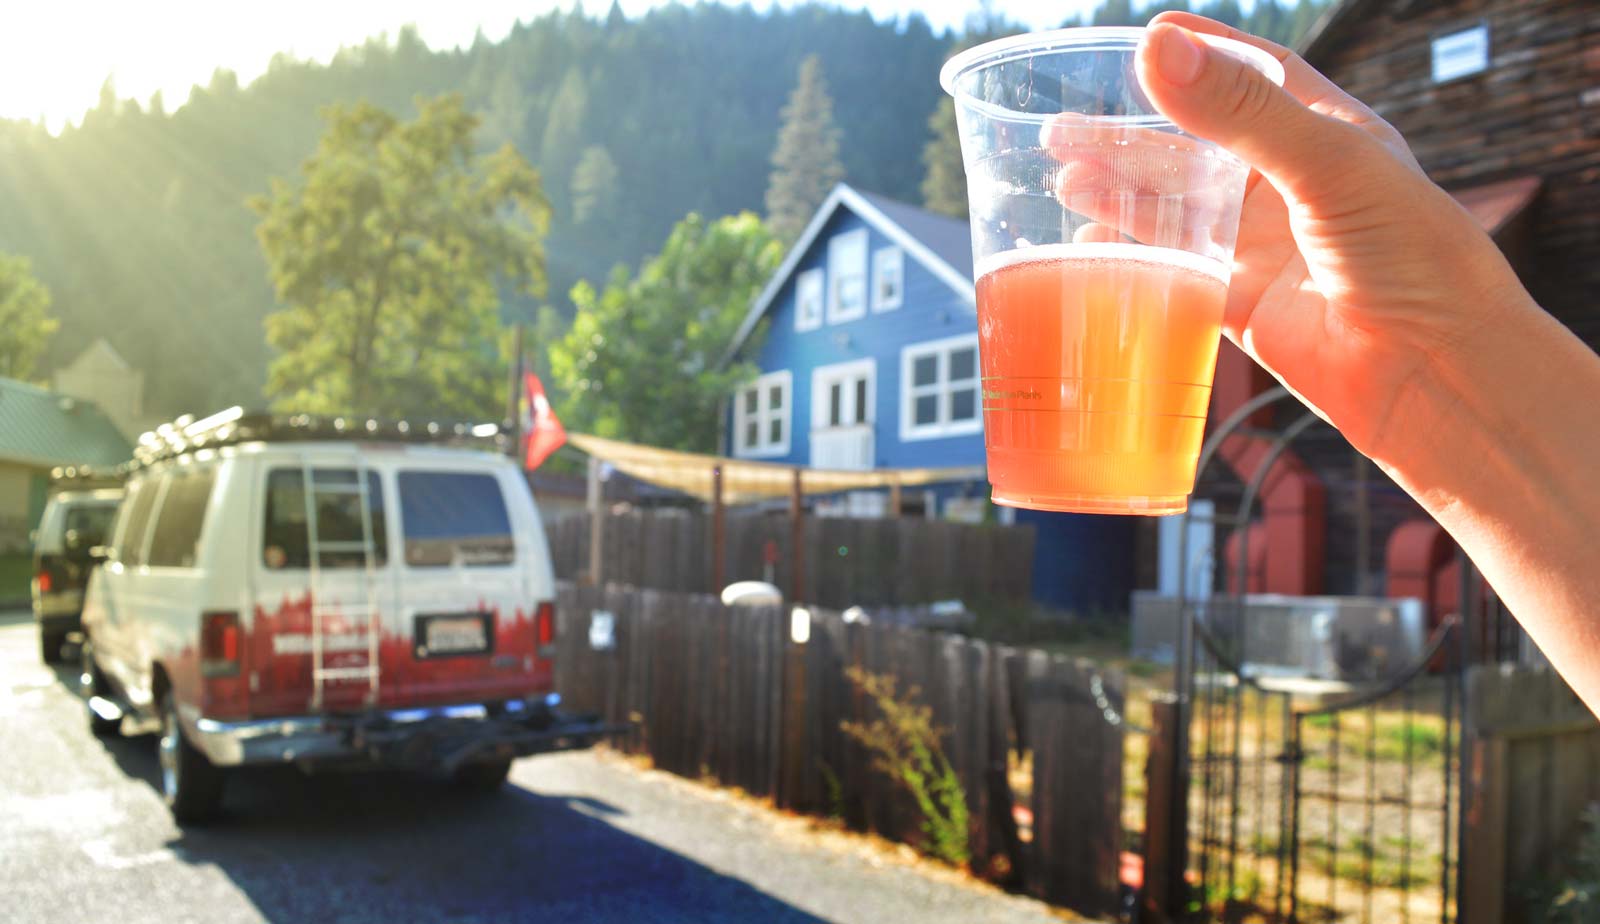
[778,605,810,810]
[1142,696,1185,923]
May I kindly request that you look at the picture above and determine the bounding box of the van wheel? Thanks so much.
[452,758,513,792]
[159,694,225,824]
[80,644,120,737]
[40,629,66,665]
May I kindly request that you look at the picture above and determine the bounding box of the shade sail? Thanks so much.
[567,432,984,505]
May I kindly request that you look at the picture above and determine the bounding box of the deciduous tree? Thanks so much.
[252,94,548,419]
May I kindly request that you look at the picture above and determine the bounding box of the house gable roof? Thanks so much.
[0,378,133,469]
[724,183,975,363]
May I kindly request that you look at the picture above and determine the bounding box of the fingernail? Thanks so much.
[1155,25,1207,86]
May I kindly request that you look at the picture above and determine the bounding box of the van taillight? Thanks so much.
[201,611,241,677]
[536,602,555,656]
[35,571,52,593]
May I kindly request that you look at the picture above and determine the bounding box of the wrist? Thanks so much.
[1370,282,1585,517]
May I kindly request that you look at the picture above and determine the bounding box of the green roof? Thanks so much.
[0,378,132,469]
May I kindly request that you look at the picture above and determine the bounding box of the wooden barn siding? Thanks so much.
[1312,0,1600,344]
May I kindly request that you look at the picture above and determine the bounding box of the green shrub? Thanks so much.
[1543,804,1600,923]
[840,666,970,867]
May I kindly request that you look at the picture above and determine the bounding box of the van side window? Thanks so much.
[147,467,217,568]
[398,472,513,568]
[262,469,388,569]
[117,478,162,567]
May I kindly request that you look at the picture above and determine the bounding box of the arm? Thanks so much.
[1380,287,1600,709]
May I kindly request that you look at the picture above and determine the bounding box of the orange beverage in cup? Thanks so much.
[977,243,1228,515]
[941,27,1283,514]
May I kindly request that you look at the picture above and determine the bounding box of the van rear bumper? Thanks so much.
[188,695,622,771]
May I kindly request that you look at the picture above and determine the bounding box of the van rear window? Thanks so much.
[63,504,117,550]
[398,472,513,568]
[262,469,388,569]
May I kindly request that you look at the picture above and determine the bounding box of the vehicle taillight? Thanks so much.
[200,611,241,677]
[535,602,555,656]
[35,571,52,593]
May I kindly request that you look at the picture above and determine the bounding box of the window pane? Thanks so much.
[915,394,939,426]
[744,389,758,414]
[949,347,976,382]
[951,387,978,422]
[263,469,388,570]
[854,378,868,424]
[147,468,216,568]
[745,421,759,449]
[829,383,842,427]
[315,470,387,567]
[838,276,865,313]
[116,479,161,567]
[768,383,784,410]
[769,417,783,444]
[400,472,513,568]
[912,354,938,388]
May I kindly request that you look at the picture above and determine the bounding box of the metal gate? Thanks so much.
[1156,388,1474,923]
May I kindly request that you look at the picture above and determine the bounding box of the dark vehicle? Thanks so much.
[32,489,122,663]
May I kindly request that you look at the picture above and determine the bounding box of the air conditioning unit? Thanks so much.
[1131,591,1429,682]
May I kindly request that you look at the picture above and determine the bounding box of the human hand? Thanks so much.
[1118,13,1533,462]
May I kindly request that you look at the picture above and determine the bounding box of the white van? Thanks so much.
[80,410,611,823]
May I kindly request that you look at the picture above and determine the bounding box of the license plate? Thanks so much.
[418,613,491,658]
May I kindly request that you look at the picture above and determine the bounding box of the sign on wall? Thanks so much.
[1432,23,1489,84]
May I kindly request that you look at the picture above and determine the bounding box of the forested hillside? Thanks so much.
[0,0,1325,418]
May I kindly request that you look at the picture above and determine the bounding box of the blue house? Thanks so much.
[723,183,1135,613]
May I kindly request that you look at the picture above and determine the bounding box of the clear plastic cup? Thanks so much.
[940,27,1284,516]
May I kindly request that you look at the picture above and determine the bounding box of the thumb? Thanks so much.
[1136,23,1382,205]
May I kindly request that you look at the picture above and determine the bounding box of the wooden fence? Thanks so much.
[554,581,1124,917]
[1462,664,1600,922]
[546,510,1036,608]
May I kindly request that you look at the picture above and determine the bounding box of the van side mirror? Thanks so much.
[88,545,113,564]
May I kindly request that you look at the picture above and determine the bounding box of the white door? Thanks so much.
[811,359,876,470]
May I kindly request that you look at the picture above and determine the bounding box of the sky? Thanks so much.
[0,0,1117,132]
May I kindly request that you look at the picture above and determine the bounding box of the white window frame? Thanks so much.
[826,228,868,325]
[810,358,877,432]
[733,369,792,458]
[900,333,982,441]
[871,246,904,312]
[794,268,824,332]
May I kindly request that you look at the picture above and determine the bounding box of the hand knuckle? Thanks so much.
[1218,64,1275,124]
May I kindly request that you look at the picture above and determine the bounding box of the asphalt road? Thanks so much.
[0,611,1069,924]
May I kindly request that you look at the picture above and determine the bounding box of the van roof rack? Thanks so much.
[49,464,127,487]
[128,406,508,471]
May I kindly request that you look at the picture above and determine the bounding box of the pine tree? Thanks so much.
[920,98,966,219]
[571,145,620,226]
[765,55,844,245]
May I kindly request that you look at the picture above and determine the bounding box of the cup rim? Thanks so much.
[939,25,1287,125]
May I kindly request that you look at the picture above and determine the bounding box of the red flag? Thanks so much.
[521,372,566,471]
